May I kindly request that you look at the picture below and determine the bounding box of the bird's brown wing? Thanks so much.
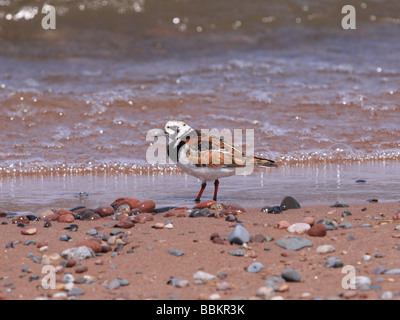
[182,130,276,168]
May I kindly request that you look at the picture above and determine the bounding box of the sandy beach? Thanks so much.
[1,197,400,301]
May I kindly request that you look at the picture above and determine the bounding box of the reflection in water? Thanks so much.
[0,161,399,214]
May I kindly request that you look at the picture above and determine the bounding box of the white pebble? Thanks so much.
[316,245,336,254]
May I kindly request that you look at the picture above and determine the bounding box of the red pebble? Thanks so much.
[58,214,75,223]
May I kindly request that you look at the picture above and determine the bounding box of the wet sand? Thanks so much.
[1,199,400,301]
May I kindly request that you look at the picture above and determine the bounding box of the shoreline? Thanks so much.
[1,199,400,300]
[1,160,400,214]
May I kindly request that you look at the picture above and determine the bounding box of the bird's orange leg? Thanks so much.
[195,181,207,202]
[213,179,219,201]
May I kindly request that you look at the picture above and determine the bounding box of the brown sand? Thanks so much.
[1,201,400,300]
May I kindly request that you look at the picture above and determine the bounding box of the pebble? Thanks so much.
[58,214,75,223]
[86,229,98,236]
[39,210,54,219]
[132,213,153,224]
[76,240,102,253]
[262,206,282,214]
[249,233,265,243]
[21,227,37,235]
[61,246,95,260]
[276,220,290,229]
[62,274,75,283]
[330,201,349,208]
[287,223,311,234]
[316,245,336,254]
[68,287,85,296]
[385,269,400,275]
[373,266,389,274]
[247,262,264,273]
[168,249,185,257]
[307,224,327,237]
[115,220,134,229]
[228,225,250,245]
[281,268,301,282]
[341,211,352,217]
[355,276,371,290]
[170,278,190,288]
[152,222,165,229]
[228,249,246,256]
[362,255,372,261]
[64,224,79,232]
[106,278,130,290]
[256,286,274,299]
[280,196,301,210]
[188,208,210,217]
[302,217,315,226]
[193,200,216,209]
[133,200,156,212]
[380,291,393,299]
[60,234,72,241]
[325,257,344,268]
[339,222,352,229]
[216,281,231,291]
[316,219,338,230]
[274,236,313,251]
[193,271,216,282]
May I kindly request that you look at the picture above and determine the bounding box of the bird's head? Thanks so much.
[164,120,192,140]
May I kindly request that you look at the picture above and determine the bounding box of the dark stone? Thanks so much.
[153,207,176,214]
[70,206,86,212]
[189,208,210,217]
[282,268,302,282]
[43,221,52,228]
[366,198,378,203]
[261,206,282,214]
[26,215,39,221]
[325,257,344,268]
[330,201,349,208]
[64,224,79,232]
[342,211,352,217]
[355,179,367,183]
[280,196,301,211]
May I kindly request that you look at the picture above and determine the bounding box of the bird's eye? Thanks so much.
[167,126,170,129]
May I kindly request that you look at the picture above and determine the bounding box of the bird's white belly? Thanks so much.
[177,162,236,181]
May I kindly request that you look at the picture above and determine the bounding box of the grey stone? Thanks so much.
[228,225,250,245]
[193,271,216,281]
[281,268,301,282]
[385,269,400,275]
[189,208,210,217]
[380,291,393,299]
[68,287,84,296]
[355,276,371,290]
[247,262,264,273]
[316,219,338,230]
[274,236,313,251]
[86,229,98,236]
[61,246,95,260]
[325,257,344,268]
[60,234,72,241]
[339,222,352,229]
[228,249,246,256]
[373,266,389,274]
[168,249,185,257]
[330,201,349,208]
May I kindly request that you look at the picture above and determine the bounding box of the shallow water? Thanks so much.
[1,161,399,214]
[0,1,400,211]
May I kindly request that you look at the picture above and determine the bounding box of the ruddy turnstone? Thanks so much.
[158,120,277,202]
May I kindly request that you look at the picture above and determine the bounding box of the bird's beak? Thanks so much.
[149,128,167,137]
